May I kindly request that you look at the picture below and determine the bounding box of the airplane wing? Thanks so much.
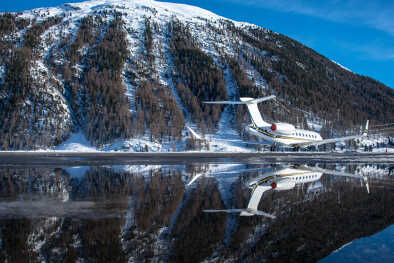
[292,134,363,148]
[307,166,370,194]
[308,166,362,179]
[186,126,272,146]
[294,120,369,149]
[208,138,272,146]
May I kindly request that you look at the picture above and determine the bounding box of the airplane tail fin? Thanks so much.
[204,95,275,127]
[363,120,369,136]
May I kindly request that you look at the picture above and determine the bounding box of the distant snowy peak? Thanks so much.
[22,0,226,23]
[17,0,260,31]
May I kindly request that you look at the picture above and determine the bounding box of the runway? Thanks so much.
[0,151,392,166]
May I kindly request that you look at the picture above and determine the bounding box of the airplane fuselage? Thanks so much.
[240,167,323,216]
[249,167,323,191]
[246,122,323,146]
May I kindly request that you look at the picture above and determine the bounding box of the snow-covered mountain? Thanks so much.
[0,0,393,150]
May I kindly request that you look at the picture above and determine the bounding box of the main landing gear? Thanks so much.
[270,144,279,152]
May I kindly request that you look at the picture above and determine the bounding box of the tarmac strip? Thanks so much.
[0,151,392,166]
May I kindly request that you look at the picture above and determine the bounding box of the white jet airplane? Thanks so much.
[204,95,369,151]
[204,165,370,219]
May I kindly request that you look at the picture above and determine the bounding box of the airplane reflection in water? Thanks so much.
[203,165,370,219]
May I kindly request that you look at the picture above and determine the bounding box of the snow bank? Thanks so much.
[54,132,97,152]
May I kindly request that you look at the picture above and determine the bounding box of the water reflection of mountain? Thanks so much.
[0,164,392,262]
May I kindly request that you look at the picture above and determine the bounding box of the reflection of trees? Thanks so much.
[69,167,135,199]
[170,178,227,263]
[0,219,32,262]
[239,178,394,262]
[133,171,185,230]
[122,170,185,262]
[0,166,393,262]
[0,168,69,199]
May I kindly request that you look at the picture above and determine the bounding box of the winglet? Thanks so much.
[363,120,369,136]
[363,176,370,194]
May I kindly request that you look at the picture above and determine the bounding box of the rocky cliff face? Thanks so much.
[0,0,393,150]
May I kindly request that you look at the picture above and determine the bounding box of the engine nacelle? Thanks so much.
[274,179,296,191]
[270,122,296,135]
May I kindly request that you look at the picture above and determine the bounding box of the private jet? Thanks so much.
[204,165,370,219]
[204,95,369,151]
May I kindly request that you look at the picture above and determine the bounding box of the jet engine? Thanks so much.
[272,179,296,190]
[270,122,296,135]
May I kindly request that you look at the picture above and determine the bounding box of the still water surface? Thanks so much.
[0,162,393,262]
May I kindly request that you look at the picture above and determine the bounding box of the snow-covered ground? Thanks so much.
[54,132,97,152]
[7,129,391,153]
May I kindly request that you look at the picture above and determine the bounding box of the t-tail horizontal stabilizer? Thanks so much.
[186,126,203,140]
[203,95,276,105]
[204,95,275,127]
[203,209,276,219]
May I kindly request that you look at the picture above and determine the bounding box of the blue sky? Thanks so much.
[1,0,393,88]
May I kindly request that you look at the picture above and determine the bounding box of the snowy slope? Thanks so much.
[5,0,262,152]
